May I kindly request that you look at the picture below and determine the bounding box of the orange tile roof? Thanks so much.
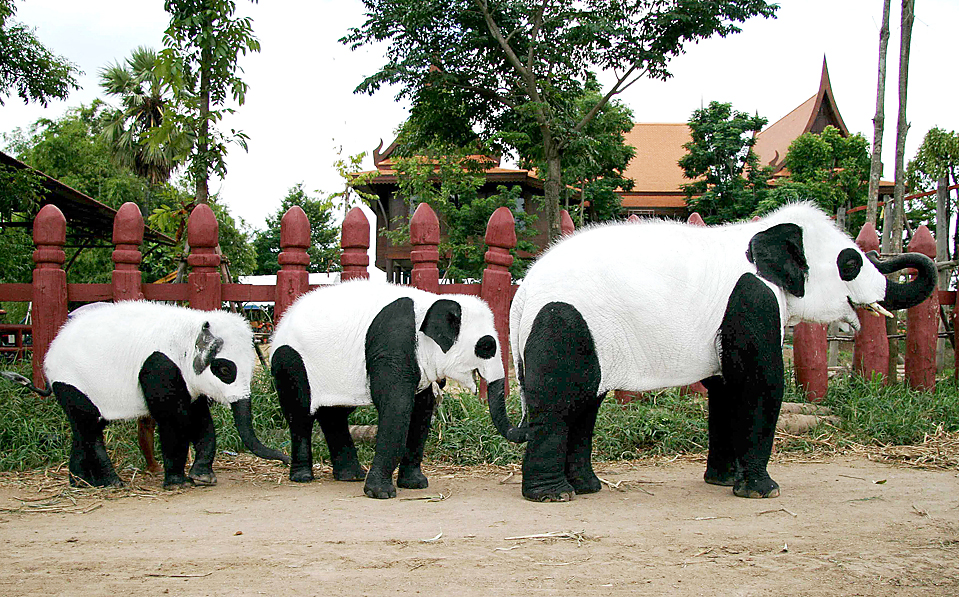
[621,123,694,193]
[752,94,816,170]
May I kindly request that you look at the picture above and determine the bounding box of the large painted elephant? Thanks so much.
[270,280,505,499]
[488,203,936,502]
[2,301,289,489]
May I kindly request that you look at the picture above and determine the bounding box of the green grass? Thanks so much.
[1,358,956,474]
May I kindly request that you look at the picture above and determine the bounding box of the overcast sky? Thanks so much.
[3,0,957,231]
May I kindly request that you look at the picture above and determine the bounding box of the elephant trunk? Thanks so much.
[866,251,937,311]
[487,378,528,443]
[230,398,291,464]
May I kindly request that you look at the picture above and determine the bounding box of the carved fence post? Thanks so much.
[187,204,221,312]
[410,203,440,293]
[341,207,370,282]
[852,222,888,381]
[112,202,144,302]
[560,209,575,237]
[627,214,640,223]
[275,206,311,323]
[905,225,938,391]
[481,207,516,400]
[31,204,68,386]
[793,322,828,401]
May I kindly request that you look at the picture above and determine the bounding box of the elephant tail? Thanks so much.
[0,371,52,396]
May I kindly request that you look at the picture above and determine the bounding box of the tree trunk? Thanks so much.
[543,140,563,242]
[883,0,915,383]
[867,0,892,227]
[195,45,212,205]
[936,175,949,371]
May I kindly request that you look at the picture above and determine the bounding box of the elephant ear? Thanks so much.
[420,299,461,353]
[193,322,224,375]
[746,223,808,298]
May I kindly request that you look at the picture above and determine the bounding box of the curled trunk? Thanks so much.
[487,378,528,443]
[866,251,937,310]
[230,399,291,464]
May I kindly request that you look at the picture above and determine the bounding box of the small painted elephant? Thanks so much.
[489,203,936,502]
[3,301,289,488]
[269,280,505,498]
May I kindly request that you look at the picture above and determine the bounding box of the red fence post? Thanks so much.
[410,203,440,293]
[341,207,371,282]
[852,222,888,381]
[187,204,221,312]
[560,210,575,237]
[905,225,938,391]
[112,202,144,302]
[481,207,516,400]
[275,206,311,324]
[31,204,68,387]
[687,212,706,227]
[793,322,828,401]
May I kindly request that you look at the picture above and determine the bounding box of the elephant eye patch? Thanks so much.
[210,358,237,384]
[837,248,863,281]
[475,335,496,359]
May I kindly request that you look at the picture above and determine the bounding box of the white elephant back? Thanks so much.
[44,302,255,420]
[515,218,787,393]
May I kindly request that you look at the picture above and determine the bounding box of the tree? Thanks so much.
[99,46,189,185]
[679,101,771,224]
[866,0,892,227]
[906,127,959,261]
[388,140,537,281]
[343,0,777,241]
[156,0,260,205]
[762,126,870,231]
[252,184,341,275]
[0,0,79,106]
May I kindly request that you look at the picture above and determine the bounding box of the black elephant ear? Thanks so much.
[746,223,808,297]
[420,299,461,353]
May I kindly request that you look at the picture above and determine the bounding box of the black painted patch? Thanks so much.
[367,297,420,390]
[420,299,461,353]
[474,334,496,359]
[52,381,122,487]
[271,345,316,482]
[746,223,808,297]
[837,248,863,281]
[210,358,237,384]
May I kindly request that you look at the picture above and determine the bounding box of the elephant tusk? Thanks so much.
[863,302,894,318]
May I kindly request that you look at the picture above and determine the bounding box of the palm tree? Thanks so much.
[99,46,190,185]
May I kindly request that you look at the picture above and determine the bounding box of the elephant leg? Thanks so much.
[365,381,415,499]
[137,416,162,474]
[52,382,123,488]
[397,385,436,490]
[140,352,194,489]
[523,410,573,501]
[701,375,741,486]
[187,397,217,486]
[520,301,602,502]
[718,273,784,499]
[316,406,366,481]
[565,393,603,495]
[272,345,315,483]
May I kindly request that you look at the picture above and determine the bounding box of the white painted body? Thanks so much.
[512,203,888,395]
[270,280,504,413]
[44,302,256,421]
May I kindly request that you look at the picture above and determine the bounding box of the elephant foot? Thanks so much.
[704,464,740,487]
[523,480,576,503]
[162,474,196,490]
[188,470,218,486]
[568,473,601,495]
[364,469,396,499]
[733,475,780,499]
[70,474,125,489]
[332,463,367,482]
[289,466,315,483]
[397,465,428,490]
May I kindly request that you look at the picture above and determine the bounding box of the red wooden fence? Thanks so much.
[0,201,951,400]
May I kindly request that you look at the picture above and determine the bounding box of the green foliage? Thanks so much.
[904,127,959,250]
[760,126,871,230]
[344,0,777,238]
[679,101,772,224]
[156,0,260,200]
[252,183,341,275]
[0,0,80,106]
[388,141,537,281]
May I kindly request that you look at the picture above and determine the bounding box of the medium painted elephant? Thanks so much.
[269,280,505,499]
[489,203,936,502]
[2,301,289,489]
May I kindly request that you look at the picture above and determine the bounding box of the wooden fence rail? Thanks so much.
[0,201,952,400]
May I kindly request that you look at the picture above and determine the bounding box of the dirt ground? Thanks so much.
[0,455,957,597]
